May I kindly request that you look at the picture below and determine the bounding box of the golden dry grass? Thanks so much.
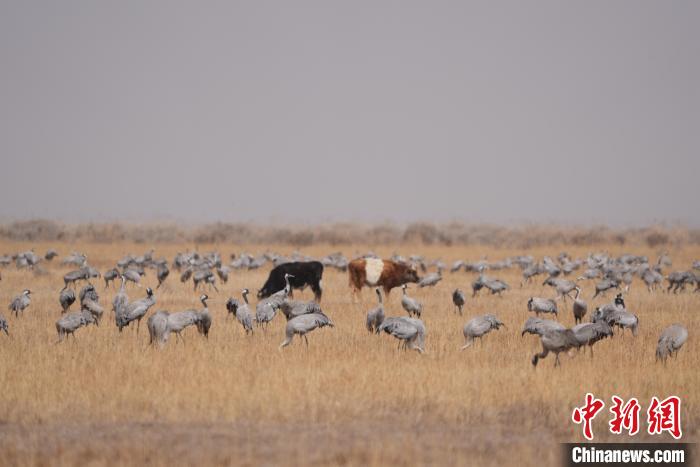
[0,241,698,466]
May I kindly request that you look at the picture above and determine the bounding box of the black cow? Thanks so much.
[258,261,324,302]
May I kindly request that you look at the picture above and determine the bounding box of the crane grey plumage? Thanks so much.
[59,286,76,313]
[79,284,99,304]
[148,310,170,347]
[593,278,620,298]
[452,289,465,315]
[164,310,199,342]
[279,298,323,321]
[0,313,8,335]
[543,278,578,301]
[531,329,580,368]
[227,290,254,334]
[656,324,688,363]
[9,290,31,317]
[44,249,58,261]
[254,274,293,327]
[117,288,155,332]
[195,299,212,338]
[113,274,128,316]
[156,263,170,289]
[56,310,95,343]
[80,286,104,325]
[418,269,442,288]
[365,288,385,333]
[400,284,422,317]
[122,269,142,287]
[572,288,587,324]
[606,309,639,336]
[462,314,504,349]
[216,266,229,284]
[104,268,120,288]
[279,311,334,349]
[527,297,558,317]
[521,317,565,337]
[376,316,425,353]
[571,321,612,356]
[255,300,280,328]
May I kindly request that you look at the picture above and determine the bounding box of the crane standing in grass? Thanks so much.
[401,284,422,317]
[365,288,385,333]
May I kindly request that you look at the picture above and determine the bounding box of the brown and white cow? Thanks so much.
[348,258,420,296]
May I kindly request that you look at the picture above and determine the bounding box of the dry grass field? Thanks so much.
[0,241,697,466]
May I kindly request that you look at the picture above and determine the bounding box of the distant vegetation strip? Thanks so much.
[0,219,696,247]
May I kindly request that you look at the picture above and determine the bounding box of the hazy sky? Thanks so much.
[1,1,698,226]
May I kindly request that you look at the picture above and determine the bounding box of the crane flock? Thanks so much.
[0,247,695,369]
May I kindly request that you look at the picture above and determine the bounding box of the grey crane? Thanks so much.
[9,290,31,317]
[641,267,664,292]
[418,269,442,288]
[531,329,580,368]
[55,310,95,343]
[279,298,323,321]
[521,263,545,286]
[164,310,200,343]
[193,270,218,292]
[608,309,639,336]
[147,310,170,347]
[666,271,695,293]
[216,266,230,284]
[472,275,509,297]
[376,316,426,353]
[104,268,120,288]
[461,314,504,349]
[0,313,8,335]
[59,286,76,313]
[521,317,565,337]
[113,274,128,316]
[117,288,155,333]
[255,274,293,327]
[365,288,385,333]
[450,260,465,273]
[572,288,587,324]
[226,290,254,334]
[591,305,638,336]
[61,252,87,267]
[592,278,620,298]
[279,311,334,349]
[571,321,612,356]
[63,268,90,288]
[79,284,99,304]
[527,297,558,317]
[156,263,170,288]
[656,324,688,363]
[195,297,212,338]
[79,285,104,324]
[400,284,422,317]
[543,278,579,301]
[452,289,466,315]
[255,300,280,328]
[44,249,58,261]
[122,268,142,287]
[180,268,193,284]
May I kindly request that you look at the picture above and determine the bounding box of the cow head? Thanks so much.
[402,265,420,284]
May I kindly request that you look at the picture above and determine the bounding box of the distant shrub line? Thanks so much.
[0,219,696,247]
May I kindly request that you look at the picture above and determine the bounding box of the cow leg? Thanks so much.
[311,284,322,302]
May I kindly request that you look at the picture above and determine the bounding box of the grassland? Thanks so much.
[0,241,697,466]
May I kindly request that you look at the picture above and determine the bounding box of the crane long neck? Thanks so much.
[242,292,249,304]
[376,290,383,304]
